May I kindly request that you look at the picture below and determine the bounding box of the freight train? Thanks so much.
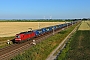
[15,21,77,43]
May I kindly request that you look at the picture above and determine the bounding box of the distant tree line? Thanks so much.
[81,18,90,21]
[0,19,83,22]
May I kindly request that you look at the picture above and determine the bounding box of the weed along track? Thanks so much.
[0,22,79,60]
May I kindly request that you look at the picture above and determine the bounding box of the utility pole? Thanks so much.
[38,22,40,29]
[53,26,54,35]
[53,22,54,35]
[72,21,73,25]
[67,23,68,28]
[65,20,68,28]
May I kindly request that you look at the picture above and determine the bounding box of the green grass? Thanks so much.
[58,30,90,60]
[0,36,14,48]
[0,36,14,41]
[57,32,76,60]
[12,23,79,60]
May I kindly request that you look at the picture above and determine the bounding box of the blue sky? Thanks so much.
[0,0,90,19]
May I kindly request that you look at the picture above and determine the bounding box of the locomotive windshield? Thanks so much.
[16,35,20,38]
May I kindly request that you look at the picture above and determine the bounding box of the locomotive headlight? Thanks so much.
[15,39,21,40]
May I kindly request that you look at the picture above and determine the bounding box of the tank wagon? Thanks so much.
[15,21,77,43]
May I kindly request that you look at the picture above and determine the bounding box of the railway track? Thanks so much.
[0,24,73,60]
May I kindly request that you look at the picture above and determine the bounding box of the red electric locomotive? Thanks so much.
[15,31,35,43]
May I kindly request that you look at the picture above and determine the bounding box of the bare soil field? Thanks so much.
[0,22,65,37]
[78,21,90,30]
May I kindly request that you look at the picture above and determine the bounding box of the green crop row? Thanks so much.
[58,30,90,60]
[12,23,79,60]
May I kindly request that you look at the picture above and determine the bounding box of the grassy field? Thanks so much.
[78,21,90,30]
[0,22,65,37]
[57,21,90,60]
[12,23,79,60]
[61,30,90,60]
